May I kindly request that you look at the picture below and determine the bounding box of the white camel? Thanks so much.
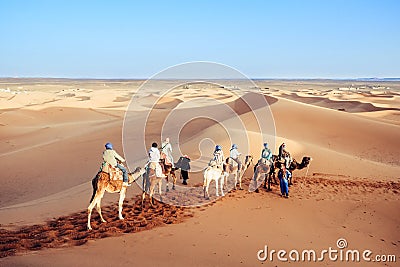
[87,166,144,230]
[203,161,226,199]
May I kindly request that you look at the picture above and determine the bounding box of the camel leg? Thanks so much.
[238,170,243,190]
[87,195,98,230]
[95,190,106,223]
[87,188,105,230]
[289,175,293,186]
[141,191,146,209]
[165,171,170,192]
[267,174,272,191]
[166,176,170,192]
[158,179,163,202]
[254,171,260,193]
[215,177,219,197]
[233,173,238,190]
[203,176,207,198]
[204,178,211,199]
[273,172,278,184]
[223,172,227,190]
[263,173,267,189]
[149,181,156,207]
[220,176,225,196]
[172,172,177,190]
[118,188,126,220]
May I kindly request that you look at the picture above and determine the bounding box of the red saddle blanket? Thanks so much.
[161,152,172,166]
[102,163,123,181]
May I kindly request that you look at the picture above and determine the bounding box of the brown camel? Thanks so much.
[87,166,143,230]
[253,155,312,192]
[160,158,177,191]
[223,155,253,190]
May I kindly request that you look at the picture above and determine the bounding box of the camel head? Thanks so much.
[128,167,144,183]
[244,155,253,167]
[208,160,217,168]
[301,156,312,167]
[288,156,311,170]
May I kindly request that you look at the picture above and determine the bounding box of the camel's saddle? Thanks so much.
[101,163,123,181]
[160,152,173,166]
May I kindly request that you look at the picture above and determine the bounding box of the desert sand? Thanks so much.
[0,78,399,266]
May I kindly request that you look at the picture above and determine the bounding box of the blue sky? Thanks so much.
[0,0,399,78]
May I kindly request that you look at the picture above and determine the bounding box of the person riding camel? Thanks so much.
[213,145,224,169]
[229,144,242,170]
[278,142,292,168]
[102,142,130,187]
[161,137,174,167]
[261,142,272,165]
[278,143,287,160]
[148,142,166,178]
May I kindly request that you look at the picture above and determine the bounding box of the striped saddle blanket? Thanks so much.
[102,163,123,181]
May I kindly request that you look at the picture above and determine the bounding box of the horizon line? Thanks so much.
[0,76,400,81]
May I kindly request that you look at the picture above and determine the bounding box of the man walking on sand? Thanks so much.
[278,165,291,198]
[176,154,191,185]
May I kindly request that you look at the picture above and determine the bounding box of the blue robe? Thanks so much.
[278,169,291,196]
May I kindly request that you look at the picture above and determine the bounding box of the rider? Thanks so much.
[148,142,166,178]
[278,142,292,168]
[229,144,242,170]
[213,145,224,169]
[161,137,174,167]
[261,142,272,164]
[103,142,130,187]
[278,143,287,160]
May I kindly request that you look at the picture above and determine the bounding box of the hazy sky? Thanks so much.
[0,0,399,78]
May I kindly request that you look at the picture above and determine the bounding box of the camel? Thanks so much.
[141,163,170,207]
[87,166,143,230]
[252,159,272,192]
[253,155,312,192]
[160,158,177,191]
[223,155,253,190]
[203,161,225,199]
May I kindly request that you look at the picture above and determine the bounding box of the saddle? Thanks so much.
[258,158,268,166]
[161,152,172,166]
[102,163,123,181]
[226,157,238,167]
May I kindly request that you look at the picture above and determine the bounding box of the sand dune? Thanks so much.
[0,79,399,266]
[279,92,400,113]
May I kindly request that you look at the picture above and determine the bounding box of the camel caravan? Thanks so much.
[87,140,311,230]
